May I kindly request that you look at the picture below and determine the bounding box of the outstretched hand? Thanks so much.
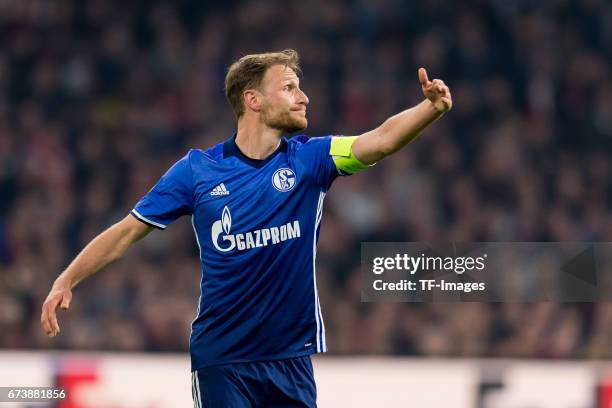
[41,281,72,337]
[418,68,452,113]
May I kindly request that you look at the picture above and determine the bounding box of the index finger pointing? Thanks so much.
[418,68,430,86]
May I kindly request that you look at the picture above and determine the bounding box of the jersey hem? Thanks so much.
[130,210,166,230]
[190,349,324,372]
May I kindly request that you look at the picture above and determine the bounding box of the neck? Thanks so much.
[235,117,282,160]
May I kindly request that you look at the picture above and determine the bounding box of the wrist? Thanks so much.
[54,275,73,290]
[425,99,446,115]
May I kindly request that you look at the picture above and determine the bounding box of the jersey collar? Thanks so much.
[223,133,288,168]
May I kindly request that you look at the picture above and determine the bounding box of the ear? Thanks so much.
[243,89,263,113]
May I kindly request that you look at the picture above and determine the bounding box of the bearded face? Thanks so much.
[256,65,309,133]
[260,102,307,133]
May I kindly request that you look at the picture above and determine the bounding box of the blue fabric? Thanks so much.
[131,155,193,229]
[192,356,317,408]
[132,135,341,370]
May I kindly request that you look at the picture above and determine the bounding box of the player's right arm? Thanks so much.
[41,215,153,337]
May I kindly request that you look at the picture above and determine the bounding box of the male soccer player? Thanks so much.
[41,49,451,407]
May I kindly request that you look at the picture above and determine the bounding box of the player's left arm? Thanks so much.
[350,68,452,165]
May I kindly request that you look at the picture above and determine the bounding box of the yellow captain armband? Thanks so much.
[330,136,374,174]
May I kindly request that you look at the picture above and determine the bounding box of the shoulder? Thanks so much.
[287,134,311,146]
[186,140,225,165]
[287,134,332,145]
[287,134,332,154]
[164,141,224,181]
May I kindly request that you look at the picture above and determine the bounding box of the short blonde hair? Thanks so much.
[224,49,301,118]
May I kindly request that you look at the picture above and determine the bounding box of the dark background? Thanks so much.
[1,0,611,358]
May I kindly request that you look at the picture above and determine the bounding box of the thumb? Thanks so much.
[418,68,430,86]
[60,292,72,310]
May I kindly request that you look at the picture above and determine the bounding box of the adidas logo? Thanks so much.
[210,183,230,196]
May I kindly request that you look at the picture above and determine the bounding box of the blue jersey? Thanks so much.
[131,135,342,370]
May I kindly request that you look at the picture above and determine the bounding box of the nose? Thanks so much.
[297,88,309,106]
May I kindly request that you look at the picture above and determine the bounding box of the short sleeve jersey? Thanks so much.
[132,135,341,370]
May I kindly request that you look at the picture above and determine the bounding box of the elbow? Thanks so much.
[374,121,398,157]
[105,222,139,262]
[354,122,397,164]
[107,244,128,263]
[375,131,397,157]
[378,139,396,157]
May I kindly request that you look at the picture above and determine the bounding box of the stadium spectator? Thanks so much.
[1,0,611,358]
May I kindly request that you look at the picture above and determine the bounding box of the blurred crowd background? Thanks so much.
[1,0,612,358]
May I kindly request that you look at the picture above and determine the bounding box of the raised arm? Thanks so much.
[41,214,153,337]
[351,68,452,164]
